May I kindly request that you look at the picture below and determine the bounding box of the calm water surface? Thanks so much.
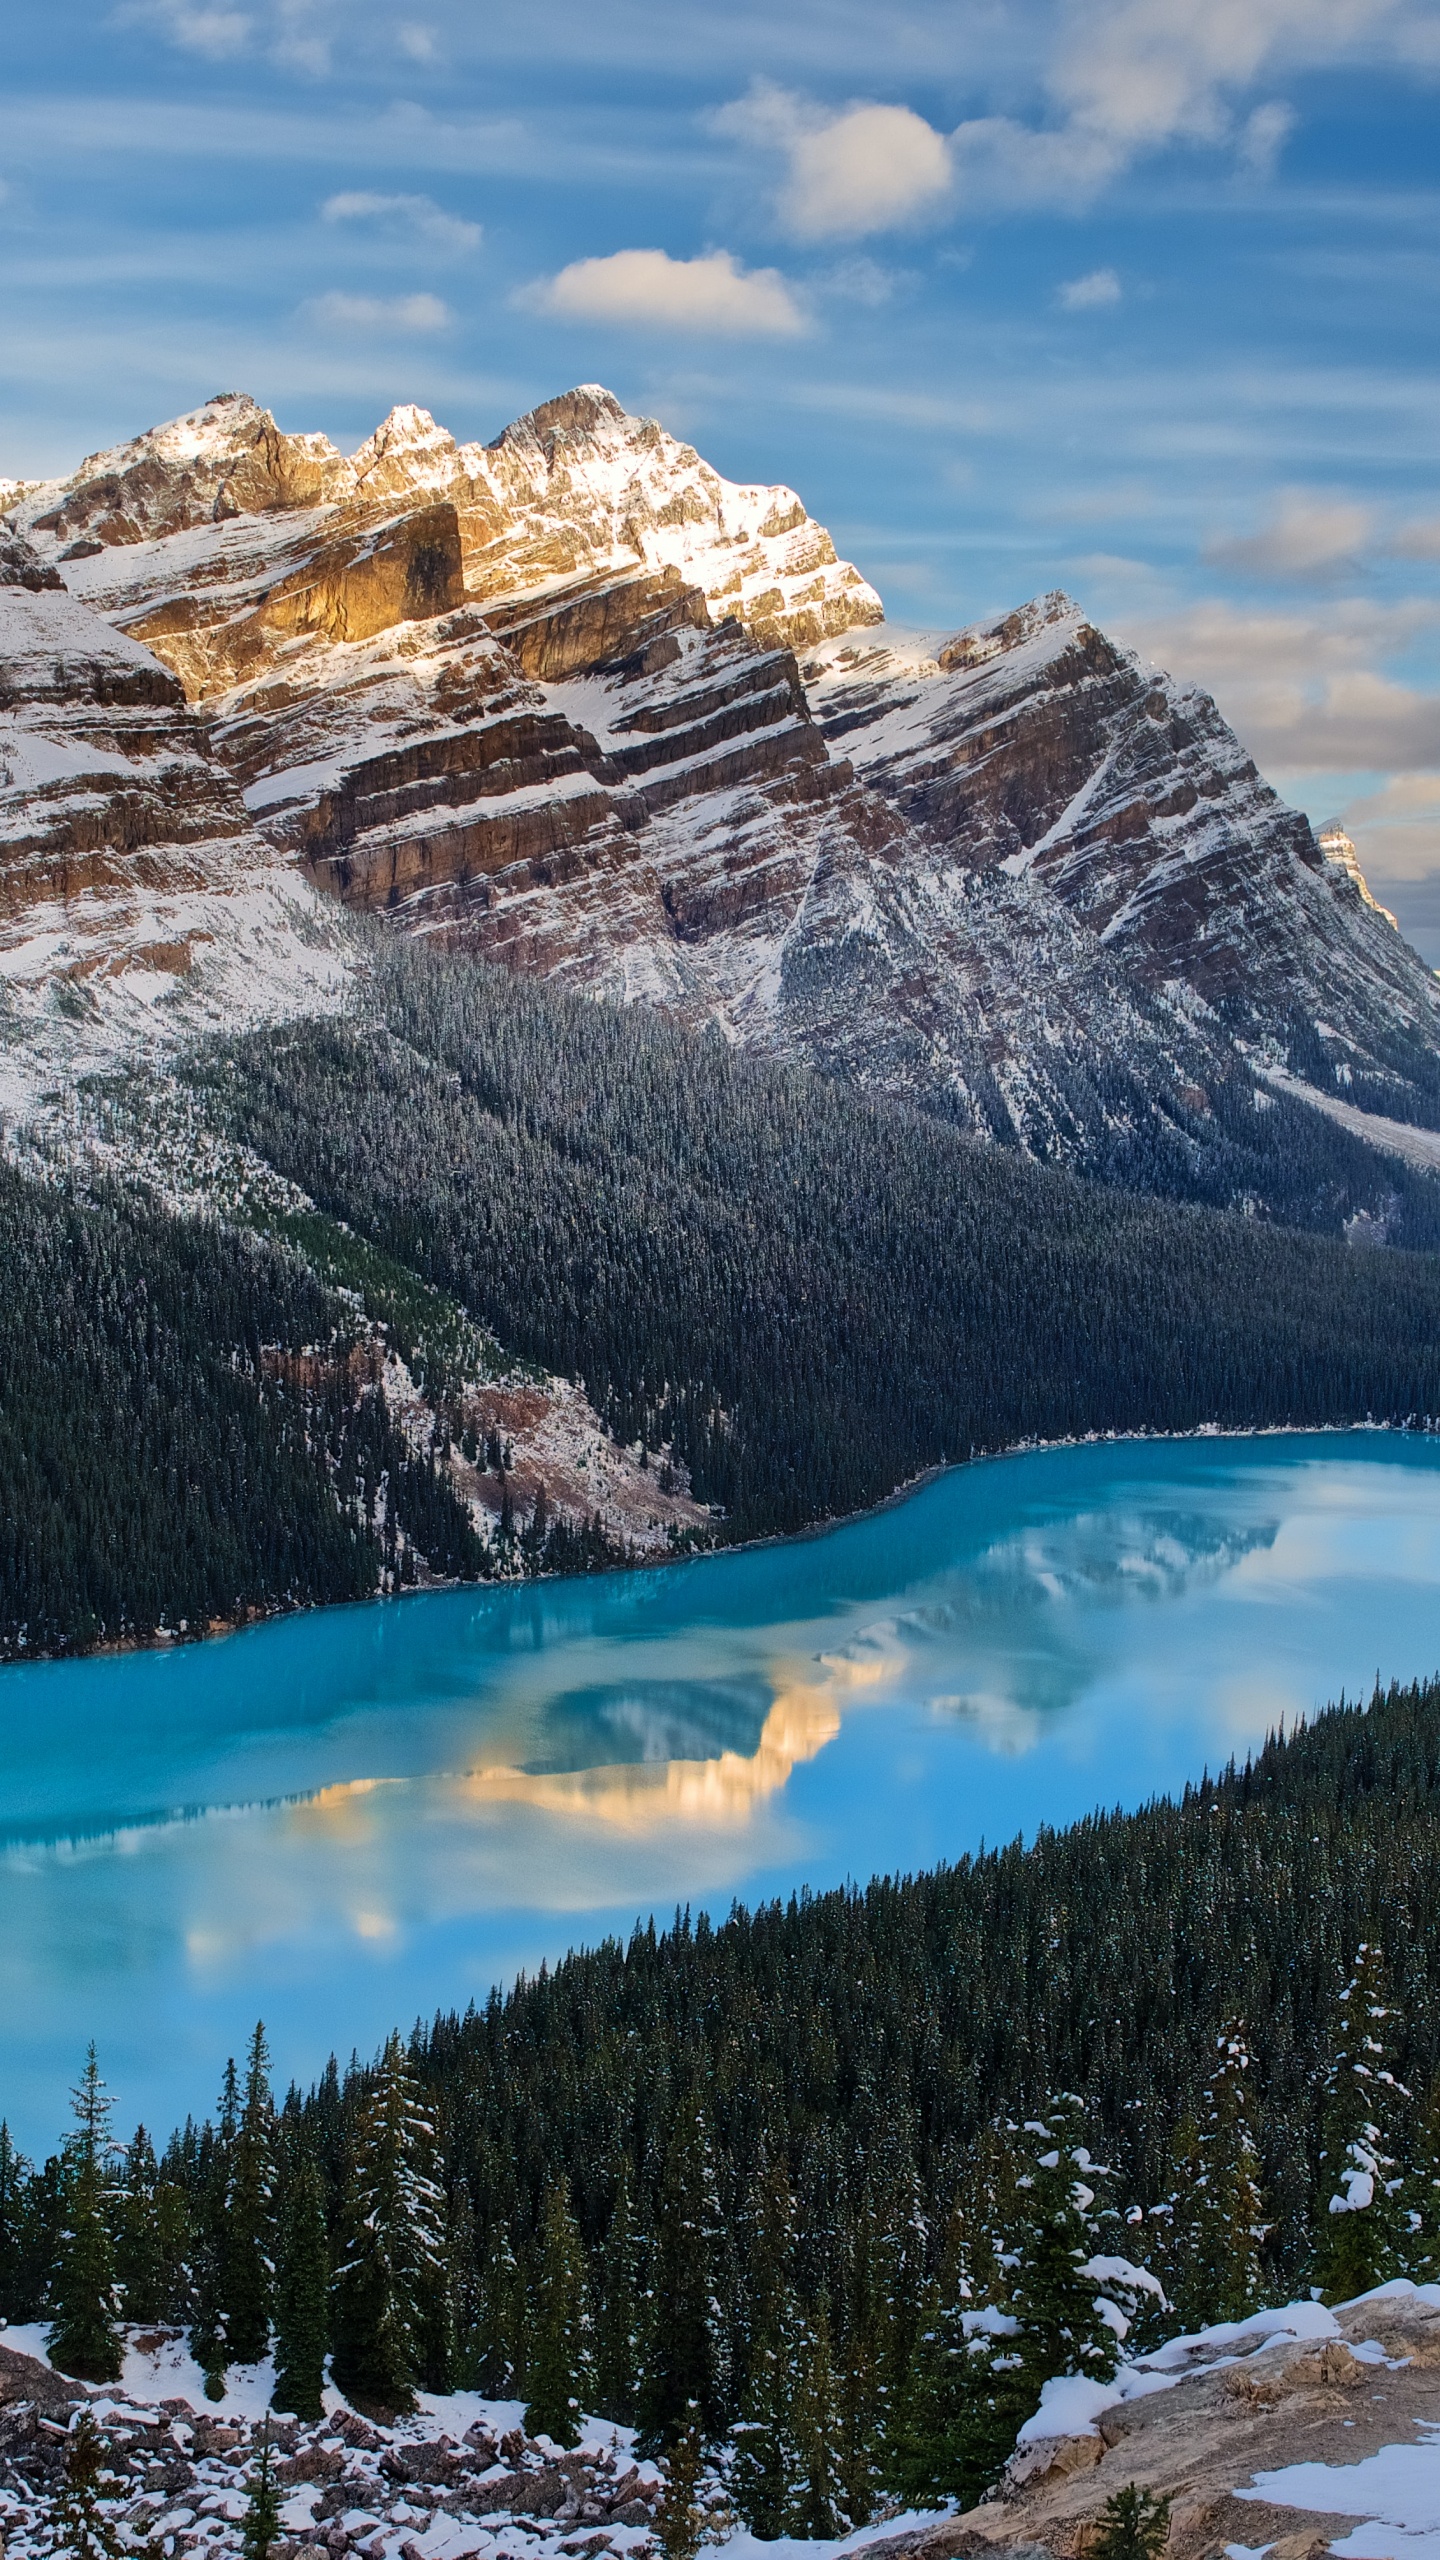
[3,1431,1440,2149]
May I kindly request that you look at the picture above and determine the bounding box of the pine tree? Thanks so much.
[191,2059,239,2398]
[114,2128,164,2324]
[444,2180,483,2390]
[0,2123,33,2326]
[731,2161,800,2538]
[1091,2483,1172,2560]
[330,2034,445,2414]
[655,2414,705,2560]
[1006,2107,1121,2404]
[53,2413,125,2560]
[594,2160,641,2424]
[224,2025,277,2366]
[272,2151,330,2421]
[1313,1944,1410,2302]
[789,2308,846,2538]
[636,2089,723,2451]
[241,2422,284,2560]
[1405,2075,1440,2282]
[524,2177,589,2447]
[475,2218,524,2397]
[48,2048,122,2384]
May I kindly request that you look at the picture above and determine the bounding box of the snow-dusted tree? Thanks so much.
[53,2412,125,2560]
[594,2159,641,2423]
[1006,2102,1125,2399]
[789,2306,847,2538]
[637,2087,725,2449]
[731,2159,801,2537]
[224,2024,277,2366]
[191,2056,240,2398]
[1313,1943,1410,2302]
[1158,2027,1267,2328]
[655,2412,706,2560]
[475,2214,525,2397]
[524,2175,590,2446]
[330,2034,445,2413]
[0,2123,34,2326]
[271,2148,329,2420]
[48,2047,123,2384]
[886,2196,1015,2511]
[240,2421,283,2560]
[1405,2074,1440,2282]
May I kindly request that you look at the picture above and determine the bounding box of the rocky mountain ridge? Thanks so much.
[6,385,1440,1207]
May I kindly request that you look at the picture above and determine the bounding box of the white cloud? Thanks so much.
[519,247,807,337]
[1340,774,1440,881]
[305,289,450,331]
[714,83,952,240]
[1392,518,1440,562]
[1238,100,1297,172]
[1122,597,1440,772]
[1206,493,1377,578]
[1059,266,1122,311]
[321,190,481,251]
[154,3,252,56]
[396,22,435,60]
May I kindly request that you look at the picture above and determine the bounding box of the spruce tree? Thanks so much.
[53,2413,125,2560]
[789,2308,846,2538]
[272,2151,330,2421]
[1007,2108,1120,2404]
[0,2124,33,2326]
[241,2423,284,2560]
[114,2129,165,2325]
[475,2219,524,2397]
[48,2048,123,2384]
[1313,1944,1410,2302]
[731,2161,800,2538]
[444,2179,483,2390]
[1091,2484,1172,2560]
[594,2160,641,2424]
[524,2177,589,2447]
[330,2034,445,2414]
[655,2414,705,2560]
[636,2089,723,2450]
[224,2025,277,2366]
[1406,2075,1440,2282]
[191,2060,239,2399]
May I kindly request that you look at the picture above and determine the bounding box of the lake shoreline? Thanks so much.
[6,1412,1430,1674]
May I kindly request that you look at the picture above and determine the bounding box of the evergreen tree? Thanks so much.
[0,2124,33,2326]
[444,2180,483,2391]
[1313,1944,1410,2302]
[224,2025,277,2366]
[655,2414,705,2560]
[48,2048,122,2385]
[241,2423,284,2560]
[886,2198,1008,2511]
[636,2088,723,2451]
[53,2413,125,2560]
[191,2060,239,2399]
[1091,2484,1173,2560]
[524,2177,590,2447]
[731,2162,801,2538]
[1006,2108,1121,2404]
[594,2160,641,2424]
[789,2308,846,2538]
[475,2218,524,2398]
[1405,2075,1440,2283]
[272,2151,330,2421]
[1158,2029,1266,2329]
[330,2034,445,2414]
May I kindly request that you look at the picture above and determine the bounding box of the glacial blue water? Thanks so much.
[3,1431,1440,2152]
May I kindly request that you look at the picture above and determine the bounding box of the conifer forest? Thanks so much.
[6,1677,1440,2531]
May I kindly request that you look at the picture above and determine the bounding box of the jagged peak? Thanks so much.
[489,384,629,455]
[937,589,1090,672]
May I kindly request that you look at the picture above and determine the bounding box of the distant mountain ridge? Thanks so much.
[5,384,1440,1224]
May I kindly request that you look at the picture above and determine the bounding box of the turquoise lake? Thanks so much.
[3,1430,1440,2152]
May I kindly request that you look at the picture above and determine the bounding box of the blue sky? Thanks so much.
[3,0,1439,944]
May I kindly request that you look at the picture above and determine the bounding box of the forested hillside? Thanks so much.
[193,942,1440,1536]
[4,1678,1440,2525]
[0,1160,483,1656]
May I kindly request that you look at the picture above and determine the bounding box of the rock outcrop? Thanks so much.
[8,384,1440,1181]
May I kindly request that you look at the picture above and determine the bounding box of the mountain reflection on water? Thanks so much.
[2,1432,1439,2148]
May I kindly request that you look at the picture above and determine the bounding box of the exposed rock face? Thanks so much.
[8,384,1440,1175]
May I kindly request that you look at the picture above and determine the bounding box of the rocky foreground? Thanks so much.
[5,2288,1440,2560]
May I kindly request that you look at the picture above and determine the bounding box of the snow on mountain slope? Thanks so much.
[6,386,1440,1190]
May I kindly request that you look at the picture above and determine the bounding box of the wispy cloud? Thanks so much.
[320,190,481,251]
[1206,491,1377,578]
[519,246,807,337]
[1059,266,1122,310]
[304,288,450,331]
[1124,596,1440,772]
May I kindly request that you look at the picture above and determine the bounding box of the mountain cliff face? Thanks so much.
[7,385,1440,1195]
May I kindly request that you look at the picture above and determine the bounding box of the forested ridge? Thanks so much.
[0,1160,484,1656]
[7,1678,1440,2524]
[192,942,1440,1537]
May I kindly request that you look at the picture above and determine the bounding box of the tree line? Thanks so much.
[6,1676,1440,2529]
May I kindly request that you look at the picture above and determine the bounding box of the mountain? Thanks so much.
[9,385,1440,1223]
